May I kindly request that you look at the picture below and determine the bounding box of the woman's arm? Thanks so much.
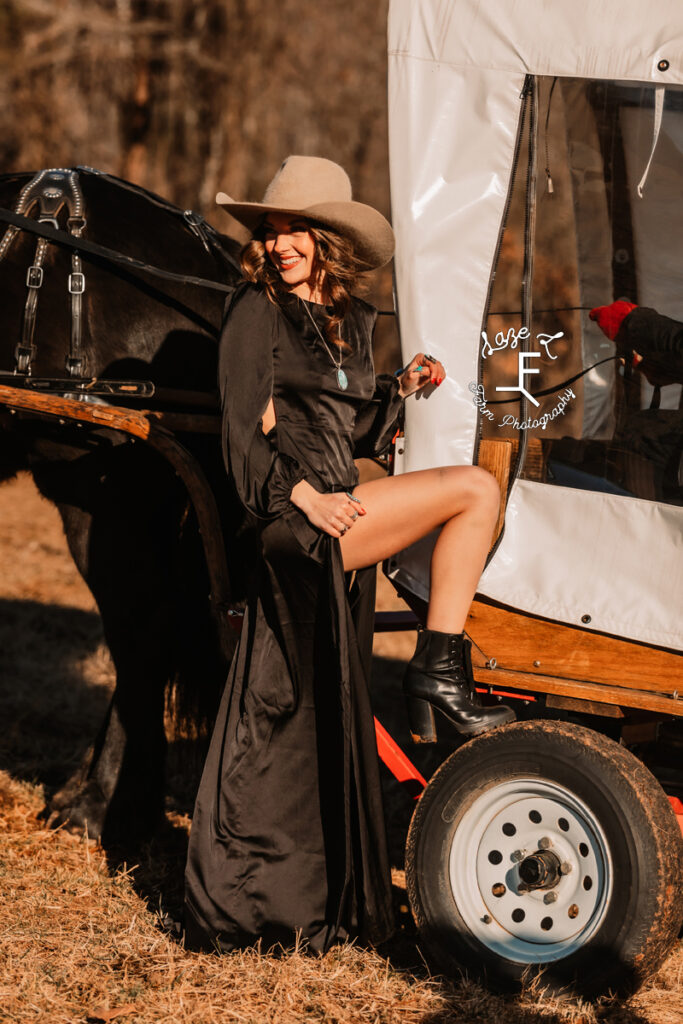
[353,353,446,459]
[218,286,306,519]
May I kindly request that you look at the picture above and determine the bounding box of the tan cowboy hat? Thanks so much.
[216,155,395,269]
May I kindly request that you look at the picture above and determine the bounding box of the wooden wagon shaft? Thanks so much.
[0,383,221,435]
[0,383,155,437]
[0,383,234,661]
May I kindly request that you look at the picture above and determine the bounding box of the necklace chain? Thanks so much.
[300,299,349,390]
[301,300,343,370]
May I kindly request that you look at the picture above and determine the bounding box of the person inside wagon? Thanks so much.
[590,300,683,503]
[183,155,515,955]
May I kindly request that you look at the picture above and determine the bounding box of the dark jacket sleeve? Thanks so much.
[617,307,683,384]
[218,285,306,519]
[352,373,404,458]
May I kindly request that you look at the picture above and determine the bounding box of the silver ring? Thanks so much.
[351,512,358,521]
[340,526,348,535]
[424,353,437,362]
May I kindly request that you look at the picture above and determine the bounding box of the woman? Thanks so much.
[184,156,514,955]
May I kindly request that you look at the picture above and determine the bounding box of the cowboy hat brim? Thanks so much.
[216,194,395,269]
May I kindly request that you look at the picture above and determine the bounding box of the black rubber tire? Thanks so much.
[405,720,683,998]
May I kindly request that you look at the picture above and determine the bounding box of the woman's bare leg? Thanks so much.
[339,466,500,632]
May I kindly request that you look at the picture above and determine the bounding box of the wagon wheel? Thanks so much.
[405,720,683,998]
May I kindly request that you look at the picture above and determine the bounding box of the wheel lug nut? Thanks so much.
[538,836,552,849]
[482,914,492,924]
[543,891,558,904]
[512,849,526,862]
[560,861,573,875]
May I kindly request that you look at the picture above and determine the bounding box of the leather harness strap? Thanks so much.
[0,168,88,377]
[67,210,87,378]
[0,167,240,381]
[0,207,237,291]
[19,235,49,374]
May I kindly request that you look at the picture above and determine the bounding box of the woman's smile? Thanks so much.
[263,213,319,300]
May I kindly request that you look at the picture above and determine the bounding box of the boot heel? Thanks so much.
[406,696,437,744]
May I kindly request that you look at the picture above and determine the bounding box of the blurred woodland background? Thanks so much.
[0,0,390,214]
[0,0,399,358]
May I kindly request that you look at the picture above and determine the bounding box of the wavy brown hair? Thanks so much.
[240,220,368,348]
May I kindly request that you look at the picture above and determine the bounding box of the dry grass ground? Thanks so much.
[0,472,681,1024]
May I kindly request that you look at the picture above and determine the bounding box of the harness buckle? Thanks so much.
[65,356,85,376]
[26,265,43,288]
[38,216,60,229]
[14,344,37,373]
[69,271,85,294]
[67,216,87,236]
[184,209,212,252]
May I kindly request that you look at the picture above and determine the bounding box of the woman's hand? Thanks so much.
[398,353,446,398]
[290,480,366,538]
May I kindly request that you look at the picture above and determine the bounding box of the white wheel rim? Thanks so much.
[447,778,613,964]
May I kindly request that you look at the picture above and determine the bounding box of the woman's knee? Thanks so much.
[473,466,502,511]
[440,465,501,514]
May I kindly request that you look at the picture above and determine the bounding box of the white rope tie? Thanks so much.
[637,86,666,198]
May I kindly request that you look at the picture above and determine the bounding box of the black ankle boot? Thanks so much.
[403,629,516,742]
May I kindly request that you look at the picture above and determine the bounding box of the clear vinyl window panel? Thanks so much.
[479,78,683,507]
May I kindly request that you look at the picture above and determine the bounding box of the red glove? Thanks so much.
[589,300,638,341]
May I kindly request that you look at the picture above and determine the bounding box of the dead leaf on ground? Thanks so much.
[86,1004,137,1022]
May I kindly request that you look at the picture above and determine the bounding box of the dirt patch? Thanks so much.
[0,472,681,1023]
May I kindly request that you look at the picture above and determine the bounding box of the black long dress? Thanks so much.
[184,283,403,953]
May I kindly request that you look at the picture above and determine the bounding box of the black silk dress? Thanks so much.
[183,283,404,953]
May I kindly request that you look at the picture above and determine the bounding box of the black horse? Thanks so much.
[0,167,245,843]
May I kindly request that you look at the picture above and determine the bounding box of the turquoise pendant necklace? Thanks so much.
[301,300,348,391]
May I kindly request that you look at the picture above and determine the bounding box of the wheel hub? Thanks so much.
[448,779,612,964]
[518,849,562,891]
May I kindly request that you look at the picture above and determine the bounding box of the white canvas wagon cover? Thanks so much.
[388,0,683,650]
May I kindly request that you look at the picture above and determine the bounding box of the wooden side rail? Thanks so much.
[467,599,682,699]
[472,664,683,717]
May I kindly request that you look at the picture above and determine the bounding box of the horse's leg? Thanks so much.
[38,450,181,844]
